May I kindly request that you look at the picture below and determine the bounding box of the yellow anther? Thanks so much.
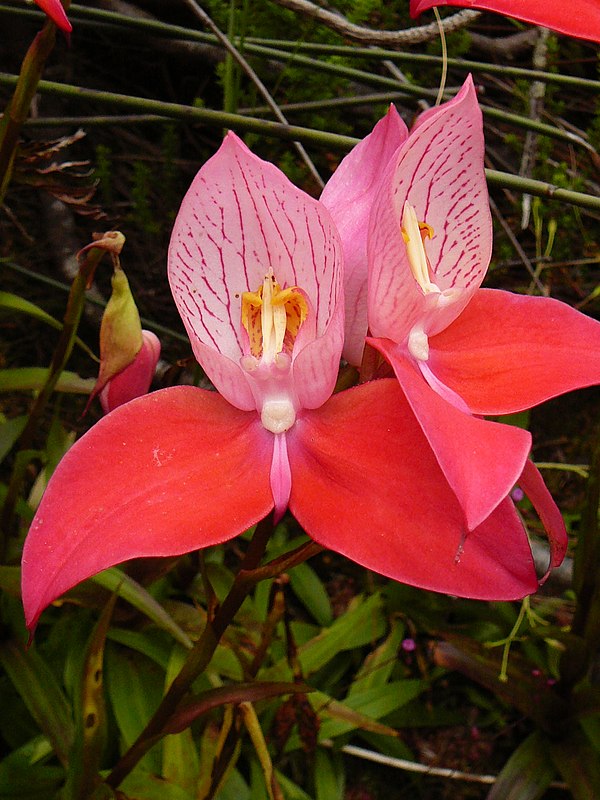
[401,202,440,295]
[241,270,308,363]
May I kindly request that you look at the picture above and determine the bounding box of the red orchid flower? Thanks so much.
[364,76,600,536]
[410,0,600,44]
[34,0,71,33]
[22,134,562,631]
[323,81,531,532]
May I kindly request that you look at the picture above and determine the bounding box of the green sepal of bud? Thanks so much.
[92,267,143,399]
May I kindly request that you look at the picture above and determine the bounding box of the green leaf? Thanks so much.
[162,646,200,796]
[0,751,63,799]
[487,731,554,800]
[0,565,21,598]
[432,637,569,732]
[118,770,195,800]
[272,770,313,800]
[288,562,332,626]
[104,645,165,776]
[216,768,250,800]
[63,597,115,800]
[107,628,173,670]
[0,291,97,360]
[91,568,193,650]
[249,757,269,800]
[550,727,600,800]
[0,414,26,464]
[314,748,344,800]
[0,367,95,394]
[581,713,600,754]
[0,640,74,767]
[316,680,423,741]
[348,618,405,696]
[297,593,386,676]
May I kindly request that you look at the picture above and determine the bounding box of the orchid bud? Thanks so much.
[88,267,160,412]
[99,329,161,413]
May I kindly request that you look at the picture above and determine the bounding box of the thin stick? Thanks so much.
[181,0,323,187]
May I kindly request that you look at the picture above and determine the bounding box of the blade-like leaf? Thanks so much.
[162,646,200,796]
[0,640,74,767]
[348,618,405,696]
[0,415,27,464]
[314,748,344,800]
[316,681,423,741]
[296,593,386,676]
[550,727,600,800]
[0,292,96,360]
[92,568,193,650]
[104,645,165,776]
[486,731,554,800]
[63,596,116,800]
[288,561,332,627]
[0,367,95,394]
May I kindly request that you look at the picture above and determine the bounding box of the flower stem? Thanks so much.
[0,20,56,204]
[0,247,101,560]
[104,520,322,789]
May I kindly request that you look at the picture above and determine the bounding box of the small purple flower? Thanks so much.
[401,638,417,652]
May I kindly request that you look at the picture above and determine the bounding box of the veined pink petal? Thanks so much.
[288,379,538,600]
[410,0,600,44]
[22,387,273,630]
[321,106,408,365]
[99,330,161,413]
[168,132,343,412]
[35,0,72,33]
[369,339,532,530]
[368,76,491,345]
[428,288,600,415]
[518,460,568,584]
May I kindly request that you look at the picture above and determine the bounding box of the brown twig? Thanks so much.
[269,0,480,48]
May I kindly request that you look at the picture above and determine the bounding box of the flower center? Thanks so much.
[240,270,308,434]
[401,201,440,295]
[241,269,308,364]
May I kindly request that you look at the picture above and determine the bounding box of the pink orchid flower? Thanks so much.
[320,106,408,366]
[322,81,531,531]
[22,133,564,632]
[99,330,161,413]
[410,0,600,44]
[365,76,600,536]
[34,0,72,33]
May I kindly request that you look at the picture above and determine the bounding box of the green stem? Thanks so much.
[0,72,358,149]
[0,72,598,211]
[3,259,190,344]
[0,20,56,202]
[10,4,600,94]
[0,249,100,558]
[104,520,321,789]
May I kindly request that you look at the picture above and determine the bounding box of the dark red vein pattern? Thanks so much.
[168,135,342,367]
[368,78,492,345]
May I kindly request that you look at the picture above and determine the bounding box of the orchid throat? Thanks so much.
[402,201,439,297]
[401,201,461,363]
[240,269,308,434]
